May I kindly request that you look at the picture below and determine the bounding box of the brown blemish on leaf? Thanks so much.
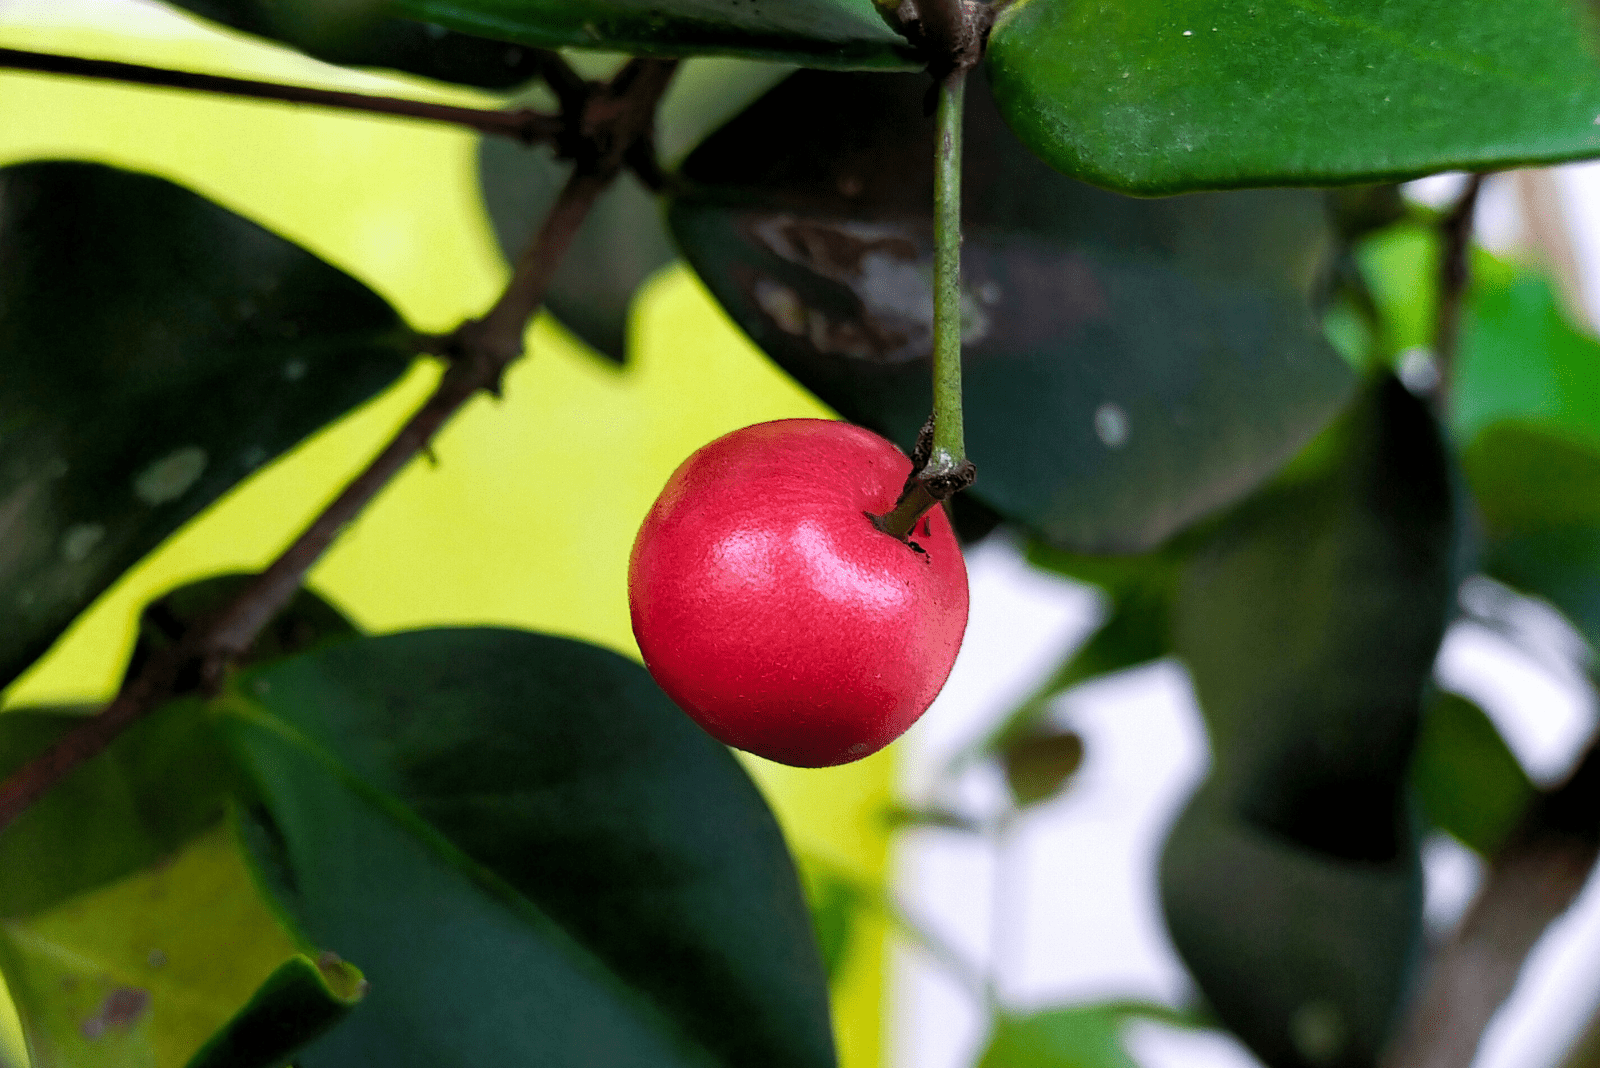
[80,986,149,1040]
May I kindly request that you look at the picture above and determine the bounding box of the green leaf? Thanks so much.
[1461,423,1600,648]
[218,628,835,1068]
[979,1007,1138,1068]
[0,823,304,1068]
[1355,224,1438,362]
[1410,690,1534,855]
[1174,376,1456,858]
[164,0,555,89]
[184,954,365,1068]
[1456,271,1600,452]
[388,0,914,68]
[986,0,1600,194]
[796,863,867,986]
[0,699,244,920]
[0,161,415,690]
[1163,376,1451,1068]
[670,69,1354,553]
[1160,794,1423,1068]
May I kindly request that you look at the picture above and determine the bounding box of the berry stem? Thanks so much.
[930,67,969,475]
[874,68,976,541]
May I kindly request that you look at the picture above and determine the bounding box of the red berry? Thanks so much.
[629,419,970,768]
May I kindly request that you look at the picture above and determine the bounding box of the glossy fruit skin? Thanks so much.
[629,419,970,768]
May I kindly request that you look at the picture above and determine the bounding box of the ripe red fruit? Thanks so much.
[629,418,970,768]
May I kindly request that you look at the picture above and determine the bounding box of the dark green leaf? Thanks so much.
[1462,423,1600,648]
[165,0,554,89]
[0,699,243,919]
[1174,377,1456,858]
[978,1006,1137,1068]
[220,628,834,1068]
[1162,377,1451,1068]
[1001,730,1085,808]
[1410,690,1534,855]
[1160,793,1423,1068]
[1466,425,1600,537]
[185,953,366,1068]
[670,69,1354,553]
[0,161,414,690]
[986,0,1600,194]
[389,0,914,68]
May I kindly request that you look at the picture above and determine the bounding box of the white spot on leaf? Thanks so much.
[59,523,104,563]
[133,446,208,505]
[1094,403,1130,448]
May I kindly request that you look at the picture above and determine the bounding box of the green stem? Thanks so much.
[871,71,974,541]
[930,70,968,472]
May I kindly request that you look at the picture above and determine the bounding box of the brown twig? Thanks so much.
[1384,738,1600,1068]
[917,0,984,81]
[0,57,679,834]
[1432,173,1486,406]
[0,46,563,144]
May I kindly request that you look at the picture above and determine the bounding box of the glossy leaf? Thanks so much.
[164,0,554,89]
[1174,377,1455,857]
[0,162,414,690]
[986,0,1600,194]
[1161,794,1422,1068]
[390,0,913,68]
[219,628,835,1068]
[671,69,1353,553]
[0,824,302,1068]
[1410,690,1534,855]
[978,1006,1137,1068]
[185,953,366,1068]
[0,699,242,920]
